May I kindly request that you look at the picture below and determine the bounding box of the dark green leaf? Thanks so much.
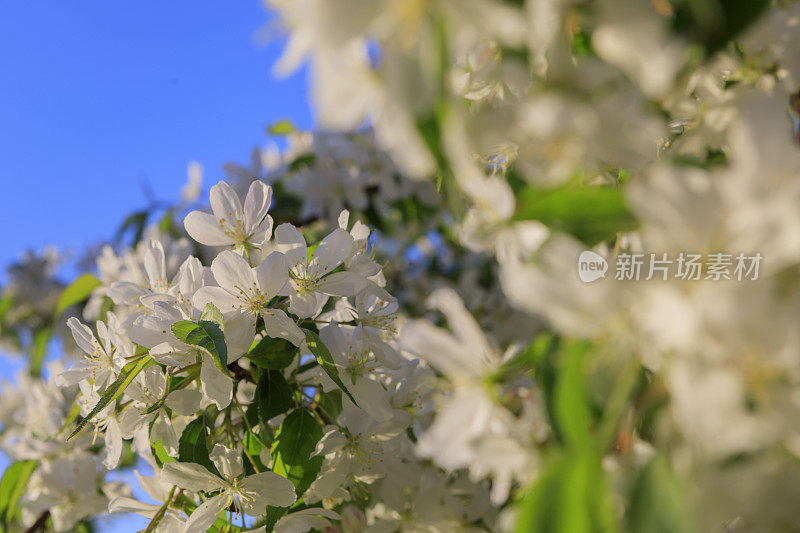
[247,336,296,370]
[242,429,268,476]
[627,455,693,533]
[271,409,323,498]
[514,185,636,246]
[288,153,315,172]
[257,369,294,422]
[670,0,771,55]
[316,389,343,422]
[115,210,149,246]
[69,356,155,440]
[303,329,358,407]
[56,273,101,316]
[264,507,288,531]
[178,416,220,477]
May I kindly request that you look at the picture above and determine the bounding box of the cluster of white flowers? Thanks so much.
[3,0,800,531]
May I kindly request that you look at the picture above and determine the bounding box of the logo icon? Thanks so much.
[577,250,608,283]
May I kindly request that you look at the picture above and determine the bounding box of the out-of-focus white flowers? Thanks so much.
[3,0,800,530]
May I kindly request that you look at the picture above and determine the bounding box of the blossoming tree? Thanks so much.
[2,0,800,531]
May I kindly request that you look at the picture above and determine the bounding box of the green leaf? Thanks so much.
[264,507,288,531]
[29,325,52,377]
[56,273,101,316]
[151,439,176,467]
[247,336,297,370]
[271,409,323,499]
[256,369,294,422]
[553,341,594,450]
[60,400,82,435]
[514,185,636,246]
[242,429,268,476]
[200,302,225,331]
[0,294,14,323]
[515,451,616,533]
[115,210,149,246]
[316,389,343,423]
[267,118,296,136]
[0,460,36,527]
[68,356,155,440]
[288,153,315,172]
[627,456,693,533]
[303,329,358,407]
[670,0,771,55]
[171,316,227,372]
[178,416,220,477]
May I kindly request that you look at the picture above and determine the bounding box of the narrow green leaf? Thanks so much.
[141,485,176,533]
[56,273,101,316]
[0,460,37,527]
[515,451,616,533]
[256,369,294,422]
[554,341,593,449]
[115,210,149,245]
[303,329,358,407]
[271,409,323,498]
[29,326,52,377]
[68,356,154,440]
[247,336,296,370]
[60,400,82,435]
[171,319,227,372]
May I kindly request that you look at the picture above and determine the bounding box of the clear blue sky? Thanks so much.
[0,0,312,282]
[0,2,311,529]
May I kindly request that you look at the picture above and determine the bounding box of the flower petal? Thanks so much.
[243,180,273,233]
[209,180,244,230]
[210,443,244,480]
[310,228,353,277]
[275,223,308,268]
[165,389,202,416]
[143,240,167,292]
[185,493,230,533]
[261,308,305,347]
[200,352,233,409]
[239,471,297,512]
[211,250,257,297]
[184,211,232,246]
[192,286,242,314]
[318,271,367,297]
[161,462,225,493]
[255,251,288,298]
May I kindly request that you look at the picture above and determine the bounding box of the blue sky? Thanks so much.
[0,2,311,529]
[0,1,312,283]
